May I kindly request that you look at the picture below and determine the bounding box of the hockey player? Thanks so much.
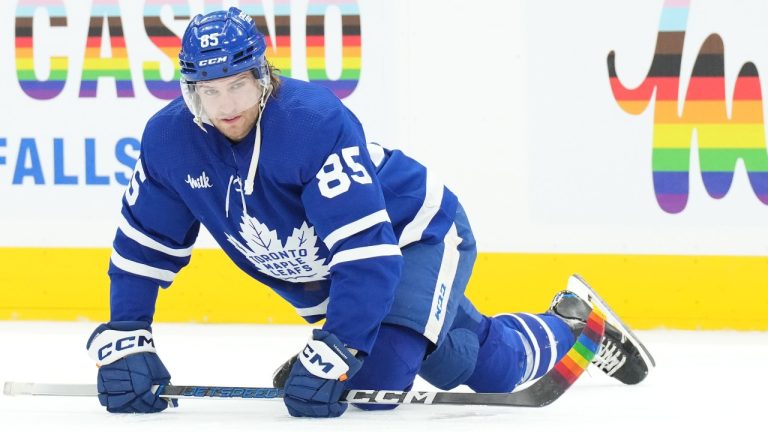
[85,7,652,417]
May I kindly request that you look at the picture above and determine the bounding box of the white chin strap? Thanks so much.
[243,84,271,196]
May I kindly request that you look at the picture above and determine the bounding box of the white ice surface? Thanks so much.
[1,322,766,432]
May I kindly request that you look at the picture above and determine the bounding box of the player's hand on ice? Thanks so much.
[283,329,363,417]
[86,321,176,413]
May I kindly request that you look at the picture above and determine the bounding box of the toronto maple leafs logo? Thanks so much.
[226,212,329,282]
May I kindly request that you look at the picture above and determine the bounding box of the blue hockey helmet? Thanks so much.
[178,7,268,83]
[179,7,274,132]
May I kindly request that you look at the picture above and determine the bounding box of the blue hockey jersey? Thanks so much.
[110,77,458,353]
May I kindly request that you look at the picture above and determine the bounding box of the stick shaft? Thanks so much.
[1,382,571,407]
[3,383,529,406]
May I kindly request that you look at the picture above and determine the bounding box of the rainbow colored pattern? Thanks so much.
[15,0,68,100]
[80,0,134,97]
[550,306,605,386]
[609,0,768,213]
[306,0,361,98]
[143,0,188,99]
[15,0,361,100]
[240,0,293,79]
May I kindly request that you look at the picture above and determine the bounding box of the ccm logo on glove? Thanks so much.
[87,329,157,366]
[299,339,351,380]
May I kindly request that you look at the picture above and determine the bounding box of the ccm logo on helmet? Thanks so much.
[198,56,228,67]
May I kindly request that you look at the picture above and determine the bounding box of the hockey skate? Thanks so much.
[548,275,655,385]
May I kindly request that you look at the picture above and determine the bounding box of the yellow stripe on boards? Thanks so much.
[1,248,767,329]
[0,248,297,323]
[466,253,768,330]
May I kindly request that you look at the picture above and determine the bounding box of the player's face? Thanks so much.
[196,72,262,142]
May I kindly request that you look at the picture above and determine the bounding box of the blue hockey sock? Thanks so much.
[464,313,575,392]
[344,324,428,411]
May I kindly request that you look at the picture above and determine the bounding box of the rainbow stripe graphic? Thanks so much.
[240,0,293,78]
[15,0,68,100]
[550,307,605,386]
[14,1,362,100]
[307,0,361,98]
[80,0,134,97]
[143,0,189,99]
[608,0,768,213]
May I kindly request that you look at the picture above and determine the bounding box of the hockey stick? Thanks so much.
[3,306,605,408]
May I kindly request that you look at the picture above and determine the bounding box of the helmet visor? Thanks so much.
[189,71,263,121]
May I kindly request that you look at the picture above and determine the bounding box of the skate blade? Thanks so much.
[566,274,656,369]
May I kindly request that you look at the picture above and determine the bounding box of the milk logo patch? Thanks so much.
[186,171,213,189]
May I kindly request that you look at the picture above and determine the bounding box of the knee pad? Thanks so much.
[464,317,531,393]
[418,328,479,390]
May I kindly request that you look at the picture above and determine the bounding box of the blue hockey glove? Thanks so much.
[86,321,176,413]
[283,329,363,418]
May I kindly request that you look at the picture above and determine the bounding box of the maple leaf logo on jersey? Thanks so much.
[226,213,329,282]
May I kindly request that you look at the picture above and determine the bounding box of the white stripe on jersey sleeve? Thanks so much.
[327,244,402,269]
[323,210,391,250]
[398,171,444,247]
[366,142,385,168]
[296,297,329,317]
[110,250,177,282]
[119,215,194,258]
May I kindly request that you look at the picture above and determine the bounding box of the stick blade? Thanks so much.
[516,305,606,406]
[4,382,32,396]
[3,382,96,397]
